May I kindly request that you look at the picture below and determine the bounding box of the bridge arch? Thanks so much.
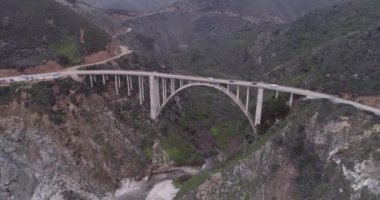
[156,82,255,131]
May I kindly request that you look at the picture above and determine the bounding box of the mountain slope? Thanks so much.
[0,53,153,199]
[120,0,350,73]
[178,100,380,200]
[55,0,126,36]
[122,0,379,97]
[0,0,110,69]
[175,0,349,23]
[81,0,180,11]
[253,0,380,96]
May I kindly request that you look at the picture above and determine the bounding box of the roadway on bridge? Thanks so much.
[1,69,380,116]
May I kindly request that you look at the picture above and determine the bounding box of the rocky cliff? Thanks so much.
[0,79,156,199]
[177,100,380,200]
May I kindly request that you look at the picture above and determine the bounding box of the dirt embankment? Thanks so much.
[355,96,380,109]
[0,60,64,78]
[83,43,120,64]
[0,42,122,78]
[342,93,380,109]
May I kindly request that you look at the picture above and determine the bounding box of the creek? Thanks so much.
[115,159,213,200]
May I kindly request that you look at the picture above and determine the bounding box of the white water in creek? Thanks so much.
[115,160,212,200]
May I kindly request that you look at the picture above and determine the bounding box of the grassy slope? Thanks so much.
[256,0,380,96]
[0,0,110,68]
[125,0,379,96]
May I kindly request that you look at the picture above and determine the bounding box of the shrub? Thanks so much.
[51,38,81,65]
[49,110,66,125]
[175,171,210,198]
[29,82,56,108]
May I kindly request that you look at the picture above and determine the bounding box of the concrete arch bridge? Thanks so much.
[60,70,380,132]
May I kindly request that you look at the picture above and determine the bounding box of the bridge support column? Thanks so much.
[102,75,106,85]
[255,88,264,125]
[139,76,143,105]
[245,87,250,112]
[289,93,294,108]
[171,79,175,95]
[142,77,145,102]
[150,76,161,119]
[114,75,119,95]
[130,76,133,90]
[161,78,165,102]
[127,75,131,96]
[237,86,240,100]
[90,75,93,87]
[164,79,167,101]
[276,91,279,99]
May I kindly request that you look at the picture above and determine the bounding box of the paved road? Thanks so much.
[0,72,63,83]
[0,45,132,83]
[1,69,379,116]
[65,45,132,71]
[125,10,168,21]
[112,28,133,39]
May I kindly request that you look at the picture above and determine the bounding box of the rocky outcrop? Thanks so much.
[178,100,380,200]
[0,80,157,199]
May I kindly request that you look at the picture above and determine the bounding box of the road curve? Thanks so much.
[65,46,132,71]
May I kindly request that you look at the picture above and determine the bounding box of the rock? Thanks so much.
[178,101,380,200]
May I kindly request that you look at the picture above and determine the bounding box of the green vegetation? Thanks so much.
[49,110,66,125]
[175,171,210,198]
[217,124,284,171]
[29,82,56,108]
[117,53,161,71]
[288,74,306,87]
[259,0,380,96]
[210,120,239,149]
[257,96,290,135]
[157,87,251,165]
[161,126,203,165]
[143,145,153,158]
[51,38,81,65]
[176,91,214,128]
[174,122,285,198]
[0,83,22,105]
[0,0,110,68]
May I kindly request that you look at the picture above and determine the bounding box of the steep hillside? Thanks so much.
[122,0,379,97]
[122,11,257,77]
[55,0,126,36]
[253,0,380,96]
[0,52,258,199]
[175,0,348,23]
[0,79,153,199]
[121,0,350,75]
[0,0,110,69]
[177,100,380,200]
[81,0,180,11]
[1,0,379,199]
